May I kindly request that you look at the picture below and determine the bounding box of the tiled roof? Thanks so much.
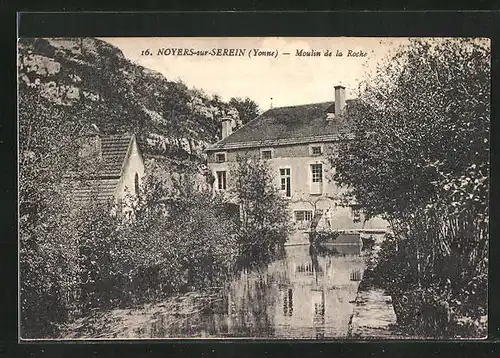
[100,135,133,177]
[71,134,134,204]
[210,100,354,150]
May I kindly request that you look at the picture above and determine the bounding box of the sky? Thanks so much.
[101,37,411,110]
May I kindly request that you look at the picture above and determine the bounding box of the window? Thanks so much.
[311,146,322,156]
[310,163,323,195]
[311,164,323,183]
[309,144,324,156]
[134,173,140,195]
[261,149,273,160]
[215,152,226,163]
[216,171,227,190]
[294,210,313,222]
[280,168,291,197]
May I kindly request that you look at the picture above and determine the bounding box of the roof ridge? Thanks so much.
[209,100,354,149]
[266,101,334,111]
[101,133,133,138]
[117,134,135,179]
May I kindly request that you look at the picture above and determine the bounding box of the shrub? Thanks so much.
[372,233,487,337]
[309,230,340,245]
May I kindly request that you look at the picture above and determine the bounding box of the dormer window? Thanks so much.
[310,144,323,156]
[260,148,273,160]
[215,152,226,163]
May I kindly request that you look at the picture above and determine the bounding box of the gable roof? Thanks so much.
[208,100,354,151]
[72,134,140,204]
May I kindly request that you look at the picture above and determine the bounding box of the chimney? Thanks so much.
[334,85,346,115]
[221,117,234,139]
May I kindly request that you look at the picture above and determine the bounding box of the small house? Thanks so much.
[72,126,145,215]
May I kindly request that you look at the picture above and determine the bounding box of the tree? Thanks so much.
[231,157,292,262]
[329,38,489,334]
[229,97,260,126]
[19,86,87,338]
[109,173,240,301]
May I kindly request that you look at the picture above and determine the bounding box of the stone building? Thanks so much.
[205,85,389,242]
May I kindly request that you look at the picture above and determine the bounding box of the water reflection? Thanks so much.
[150,243,365,339]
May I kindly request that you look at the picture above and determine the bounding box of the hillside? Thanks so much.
[18,37,244,186]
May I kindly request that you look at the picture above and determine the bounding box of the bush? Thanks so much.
[372,233,487,337]
[74,174,241,309]
[309,230,340,245]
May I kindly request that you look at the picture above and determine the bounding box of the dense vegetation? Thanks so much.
[18,37,273,339]
[231,158,292,264]
[330,38,489,337]
[228,97,261,127]
[77,177,241,313]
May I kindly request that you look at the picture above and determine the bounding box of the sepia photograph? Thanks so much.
[18,36,490,340]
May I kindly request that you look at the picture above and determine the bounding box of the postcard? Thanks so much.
[17,36,490,340]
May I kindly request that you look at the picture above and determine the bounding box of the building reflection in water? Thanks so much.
[312,289,326,338]
[283,288,293,317]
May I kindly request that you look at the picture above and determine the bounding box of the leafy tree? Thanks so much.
[19,86,87,338]
[231,158,292,262]
[229,97,260,126]
[330,38,489,334]
[104,173,241,303]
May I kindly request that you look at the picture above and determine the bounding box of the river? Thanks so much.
[148,243,366,339]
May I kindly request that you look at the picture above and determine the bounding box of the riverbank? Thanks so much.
[59,289,223,339]
[348,241,403,339]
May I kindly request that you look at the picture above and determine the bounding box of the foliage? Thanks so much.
[19,85,87,338]
[229,97,260,127]
[310,230,340,245]
[18,37,254,337]
[74,201,124,312]
[72,174,240,312]
[231,158,292,264]
[332,38,489,222]
[130,175,240,292]
[369,234,419,294]
[361,235,376,251]
[330,38,489,336]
